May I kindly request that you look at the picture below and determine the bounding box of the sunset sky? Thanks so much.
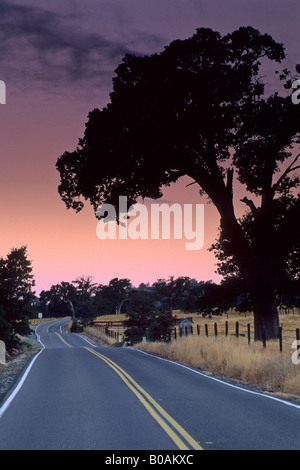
[0,0,299,294]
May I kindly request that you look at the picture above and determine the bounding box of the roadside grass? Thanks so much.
[30,317,61,326]
[77,310,300,399]
[134,334,300,400]
[83,325,116,346]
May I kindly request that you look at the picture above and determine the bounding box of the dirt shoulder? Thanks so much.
[0,333,42,406]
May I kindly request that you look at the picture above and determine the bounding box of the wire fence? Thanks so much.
[172,320,300,353]
[90,318,300,353]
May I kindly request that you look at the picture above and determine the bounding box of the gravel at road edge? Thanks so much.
[0,333,42,406]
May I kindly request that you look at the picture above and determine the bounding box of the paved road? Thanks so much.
[0,318,300,450]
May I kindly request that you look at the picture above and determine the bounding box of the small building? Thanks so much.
[178,317,194,336]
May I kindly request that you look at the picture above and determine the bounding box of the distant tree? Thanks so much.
[72,275,97,297]
[71,275,98,327]
[124,290,156,345]
[178,279,205,313]
[107,278,132,314]
[147,311,174,342]
[153,276,196,314]
[39,281,76,318]
[56,26,300,340]
[38,276,99,328]
[138,282,152,291]
[0,246,35,352]
[93,284,115,316]
[92,277,132,317]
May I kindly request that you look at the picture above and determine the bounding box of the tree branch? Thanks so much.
[226,168,234,196]
[272,153,300,193]
[186,180,197,187]
[240,197,258,216]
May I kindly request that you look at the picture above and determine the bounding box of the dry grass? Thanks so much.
[84,311,300,399]
[135,334,300,400]
[91,310,300,349]
[172,309,300,341]
[83,325,117,346]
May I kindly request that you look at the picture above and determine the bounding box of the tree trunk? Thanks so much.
[251,289,279,341]
[192,170,280,342]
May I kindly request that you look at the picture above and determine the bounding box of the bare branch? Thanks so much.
[186,181,197,188]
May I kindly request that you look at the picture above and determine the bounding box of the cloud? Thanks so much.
[0,0,164,93]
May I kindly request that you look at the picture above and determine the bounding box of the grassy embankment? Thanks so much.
[84,310,300,400]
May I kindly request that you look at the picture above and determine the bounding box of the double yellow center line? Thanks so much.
[55,332,73,348]
[84,346,203,451]
[53,331,202,450]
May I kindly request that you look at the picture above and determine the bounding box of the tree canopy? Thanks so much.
[56,26,300,340]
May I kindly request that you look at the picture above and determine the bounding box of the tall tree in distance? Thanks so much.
[39,281,77,318]
[56,26,300,340]
[0,246,35,351]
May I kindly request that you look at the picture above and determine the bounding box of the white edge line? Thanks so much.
[74,333,97,348]
[6,323,297,416]
[130,347,300,410]
[74,333,300,410]
[0,324,45,419]
[0,318,72,419]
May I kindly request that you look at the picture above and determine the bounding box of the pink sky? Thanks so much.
[0,0,299,294]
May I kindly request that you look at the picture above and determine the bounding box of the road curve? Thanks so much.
[0,318,300,450]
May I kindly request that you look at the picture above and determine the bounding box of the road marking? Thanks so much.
[55,333,73,348]
[84,347,203,450]
[0,347,44,419]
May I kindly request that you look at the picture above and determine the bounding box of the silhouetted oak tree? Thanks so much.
[56,27,300,340]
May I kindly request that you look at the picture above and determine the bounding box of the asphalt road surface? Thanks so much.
[0,318,300,450]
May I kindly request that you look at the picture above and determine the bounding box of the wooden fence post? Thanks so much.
[225,320,228,336]
[205,324,208,337]
[214,322,218,337]
[279,326,282,352]
[247,323,251,345]
[296,328,300,351]
[235,321,239,337]
[262,329,266,348]
[197,324,200,336]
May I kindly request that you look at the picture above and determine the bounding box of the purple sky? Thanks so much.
[0,0,299,294]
